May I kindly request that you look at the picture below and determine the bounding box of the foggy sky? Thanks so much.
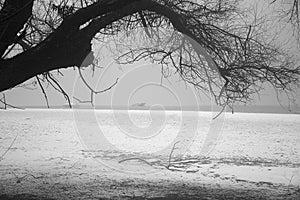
[3,0,300,109]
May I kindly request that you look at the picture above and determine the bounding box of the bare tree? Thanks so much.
[0,0,299,107]
[271,0,300,45]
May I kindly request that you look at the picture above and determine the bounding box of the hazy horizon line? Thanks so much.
[11,104,300,114]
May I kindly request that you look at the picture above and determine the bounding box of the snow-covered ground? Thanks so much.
[0,109,299,199]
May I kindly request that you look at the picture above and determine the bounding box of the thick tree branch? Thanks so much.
[0,0,153,92]
[0,0,154,91]
[0,0,298,107]
[0,0,34,57]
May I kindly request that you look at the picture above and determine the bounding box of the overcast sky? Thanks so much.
[3,0,300,109]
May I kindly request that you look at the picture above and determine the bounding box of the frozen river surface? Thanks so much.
[0,109,299,199]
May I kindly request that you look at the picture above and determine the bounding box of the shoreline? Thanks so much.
[1,107,300,115]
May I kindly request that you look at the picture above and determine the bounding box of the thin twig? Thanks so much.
[11,171,41,183]
[0,132,19,161]
[73,96,92,104]
[0,94,24,110]
[119,157,154,167]
[78,67,119,94]
[47,74,72,108]
[77,67,119,105]
[36,76,50,108]
[3,93,6,109]
[212,103,227,120]
[167,141,180,169]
